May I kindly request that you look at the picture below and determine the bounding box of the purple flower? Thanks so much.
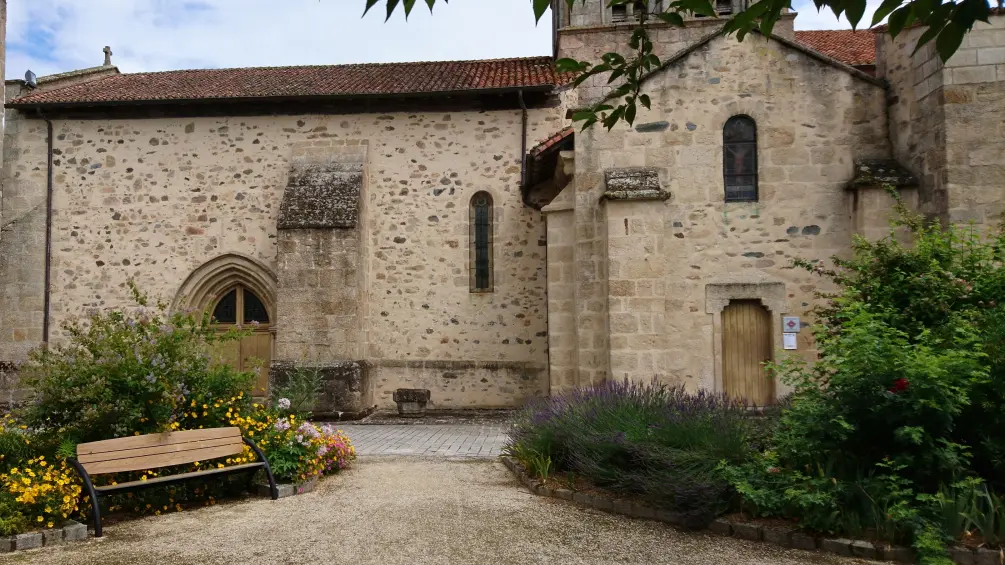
[277,398,291,410]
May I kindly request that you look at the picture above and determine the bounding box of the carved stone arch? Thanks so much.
[172,254,278,321]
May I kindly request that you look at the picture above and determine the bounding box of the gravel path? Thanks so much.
[1,458,872,565]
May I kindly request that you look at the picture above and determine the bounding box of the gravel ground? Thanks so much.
[0,458,871,565]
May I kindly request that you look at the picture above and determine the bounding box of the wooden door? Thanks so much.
[209,286,272,396]
[722,299,773,406]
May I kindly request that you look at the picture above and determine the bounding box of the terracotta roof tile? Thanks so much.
[9,57,566,107]
[529,126,574,159]
[794,30,876,66]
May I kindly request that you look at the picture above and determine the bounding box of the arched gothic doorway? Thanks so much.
[209,284,273,395]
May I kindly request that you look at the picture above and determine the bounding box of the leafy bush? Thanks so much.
[0,490,29,536]
[507,379,757,526]
[18,282,254,445]
[722,194,1005,561]
[270,364,324,415]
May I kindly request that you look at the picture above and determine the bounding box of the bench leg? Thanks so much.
[243,437,279,500]
[68,458,103,537]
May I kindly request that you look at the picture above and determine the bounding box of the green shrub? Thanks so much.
[507,379,759,526]
[18,282,254,445]
[270,364,324,416]
[723,192,1005,561]
[0,489,28,536]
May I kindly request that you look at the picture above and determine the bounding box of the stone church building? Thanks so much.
[1,2,1003,411]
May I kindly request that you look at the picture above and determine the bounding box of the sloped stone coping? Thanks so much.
[0,520,88,553]
[501,457,1000,564]
[256,476,318,499]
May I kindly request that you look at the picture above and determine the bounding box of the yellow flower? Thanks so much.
[36,516,43,522]
[47,522,54,529]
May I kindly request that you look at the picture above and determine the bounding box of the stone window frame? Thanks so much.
[705,281,787,400]
[469,191,495,293]
[172,253,278,335]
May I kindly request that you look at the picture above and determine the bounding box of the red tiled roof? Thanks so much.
[794,30,876,66]
[529,126,574,158]
[9,57,565,107]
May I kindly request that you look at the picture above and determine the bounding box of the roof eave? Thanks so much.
[6,84,556,111]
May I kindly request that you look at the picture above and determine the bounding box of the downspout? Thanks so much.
[517,89,530,208]
[36,109,54,345]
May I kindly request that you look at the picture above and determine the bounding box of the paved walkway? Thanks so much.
[4,458,871,565]
[337,423,509,457]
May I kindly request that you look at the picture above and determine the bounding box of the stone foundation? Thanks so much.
[268,360,370,417]
[369,359,547,409]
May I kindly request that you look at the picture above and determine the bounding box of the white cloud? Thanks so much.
[6,0,889,80]
[6,0,554,78]
[791,0,884,30]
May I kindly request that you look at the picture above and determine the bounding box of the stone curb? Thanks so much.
[499,456,994,564]
[0,520,88,553]
[256,476,319,499]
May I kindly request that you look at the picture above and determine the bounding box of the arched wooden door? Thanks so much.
[721,299,773,406]
[209,285,273,396]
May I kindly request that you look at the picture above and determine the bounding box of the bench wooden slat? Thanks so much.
[77,427,241,457]
[77,436,243,465]
[81,443,245,475]
[93,462,265,493]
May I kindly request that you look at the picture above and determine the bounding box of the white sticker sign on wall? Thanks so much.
[783,316,801,333]
[783,333,798,350]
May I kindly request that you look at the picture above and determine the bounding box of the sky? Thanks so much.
[6,0,881,79]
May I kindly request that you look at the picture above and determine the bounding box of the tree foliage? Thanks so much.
[367,0,996,131]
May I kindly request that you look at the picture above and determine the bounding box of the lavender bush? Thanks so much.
[506,379,761,526]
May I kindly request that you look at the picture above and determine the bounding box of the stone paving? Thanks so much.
[336,423,510,458]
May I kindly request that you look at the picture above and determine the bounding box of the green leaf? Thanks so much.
[571,110,596,122]
[639,94,651,109]
[913,21,946,54]
[843,0,867,29]
[363,0,381,16]
[676,0,717,17]
[607,67,626,84]
[385,0,401,21]
[424,0,438,12]
[657,11,685,25]
[871,0,906,27]
[403,0,416,18]
[555,58,590,72]
[533,0,552,23]
[601,52,627,66]
[580,116,598,131]
[911,0,937,21]
[935,20,967,62]
[625,101,637,125]
[602,107,625,130]
[887,5,915,37]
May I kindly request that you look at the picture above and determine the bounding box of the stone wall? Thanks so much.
[559,32,891,394]
[368,359,546,409]
[878,14,1005,223]
[0,105,562,408]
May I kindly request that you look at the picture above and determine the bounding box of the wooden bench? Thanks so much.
[67,427,278,537]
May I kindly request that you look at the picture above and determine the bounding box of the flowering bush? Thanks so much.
[1,456,82,530]
[506,379,757,526]
[19,282,255,445]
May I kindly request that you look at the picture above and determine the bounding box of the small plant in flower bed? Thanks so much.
[505,379,759,527]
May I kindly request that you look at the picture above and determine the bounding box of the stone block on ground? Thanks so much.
[762,526,793,547]
[974,547,1003,565]
[631,503,655,519]
[730,522,763,541]
[63,521,87,541]
[612,499,633,515]
[592,496,614,511]
[0,536,13,553]
[820,538,854,556]
[42,529,63,546]
[708,518,732,535]
[850,540,877,559]
[790,532,817,551]
[14,532,42,550]
[572,492,591,505]
[655,510,683,525]
[948,547,976,565]
[554,488,573,501]
[878,545,914,563]
[392,388,431,417]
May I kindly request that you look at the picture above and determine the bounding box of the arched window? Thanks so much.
[723,116,758,202]
[470,192,494,292]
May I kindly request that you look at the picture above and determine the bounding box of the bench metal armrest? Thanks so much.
[67,457,104,537]
[243,437,278,500]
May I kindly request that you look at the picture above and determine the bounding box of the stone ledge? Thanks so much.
[256,477,319,499]
[500,456,940,564]
[602,167,671,202]
[1,520,88,553]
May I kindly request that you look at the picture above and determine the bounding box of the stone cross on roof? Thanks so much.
[103,46,113,66]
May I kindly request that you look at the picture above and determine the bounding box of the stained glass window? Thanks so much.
[470,192,493,292]
[723,116,758,202]
[213,289,238,324]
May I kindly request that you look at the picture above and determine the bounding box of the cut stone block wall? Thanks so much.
[368,360,547,409]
